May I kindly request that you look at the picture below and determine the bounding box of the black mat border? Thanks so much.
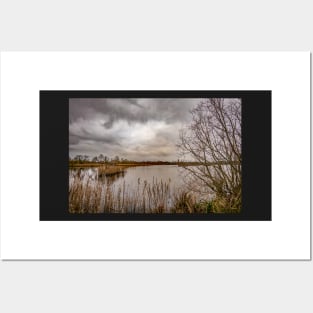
[40,90,271,221]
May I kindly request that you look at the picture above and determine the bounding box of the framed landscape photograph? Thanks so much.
[1,52,309,260]
[68,97,242,215]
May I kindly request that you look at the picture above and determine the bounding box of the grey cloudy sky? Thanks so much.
[69,98,201,161]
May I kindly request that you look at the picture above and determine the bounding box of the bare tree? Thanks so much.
[98,154,104,163]
[74,155,84,163]
[178,98,241,211]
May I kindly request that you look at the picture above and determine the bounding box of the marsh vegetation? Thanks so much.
[69,163,240,214]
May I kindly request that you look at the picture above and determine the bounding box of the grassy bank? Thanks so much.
[69,162,168,169]
[70,162,134,168]
[98,165,126,177]
[70,164,134,177]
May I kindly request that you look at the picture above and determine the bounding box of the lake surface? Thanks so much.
[70,165,184,186]
[114,164,184,188]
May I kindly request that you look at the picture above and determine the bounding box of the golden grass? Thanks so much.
[69,163,101,168]
[98,165,125,177]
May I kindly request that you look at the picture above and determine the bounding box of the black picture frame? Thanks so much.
[40,90,271,221]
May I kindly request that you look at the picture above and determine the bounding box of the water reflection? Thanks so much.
[70,165,183,187]
[71,167,127,184]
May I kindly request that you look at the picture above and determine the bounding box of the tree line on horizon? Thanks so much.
[69,154,189,165]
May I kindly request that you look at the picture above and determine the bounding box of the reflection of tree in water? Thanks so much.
[71,168,97,181]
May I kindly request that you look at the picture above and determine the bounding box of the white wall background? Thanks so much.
[0,1,312,312]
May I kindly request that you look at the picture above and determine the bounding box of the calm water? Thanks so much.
[70,165,185,189]
[115,165,184,188]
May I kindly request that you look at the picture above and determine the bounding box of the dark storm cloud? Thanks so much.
[69,98,197,126]
[69,98,202,160]
[69,135,80,145]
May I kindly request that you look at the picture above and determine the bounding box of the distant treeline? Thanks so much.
[69,153,199,166]
[69,154,238,167]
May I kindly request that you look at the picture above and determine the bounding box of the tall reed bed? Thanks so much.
[69,171,205,214]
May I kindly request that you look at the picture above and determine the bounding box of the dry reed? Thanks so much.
[69,171,203,214]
